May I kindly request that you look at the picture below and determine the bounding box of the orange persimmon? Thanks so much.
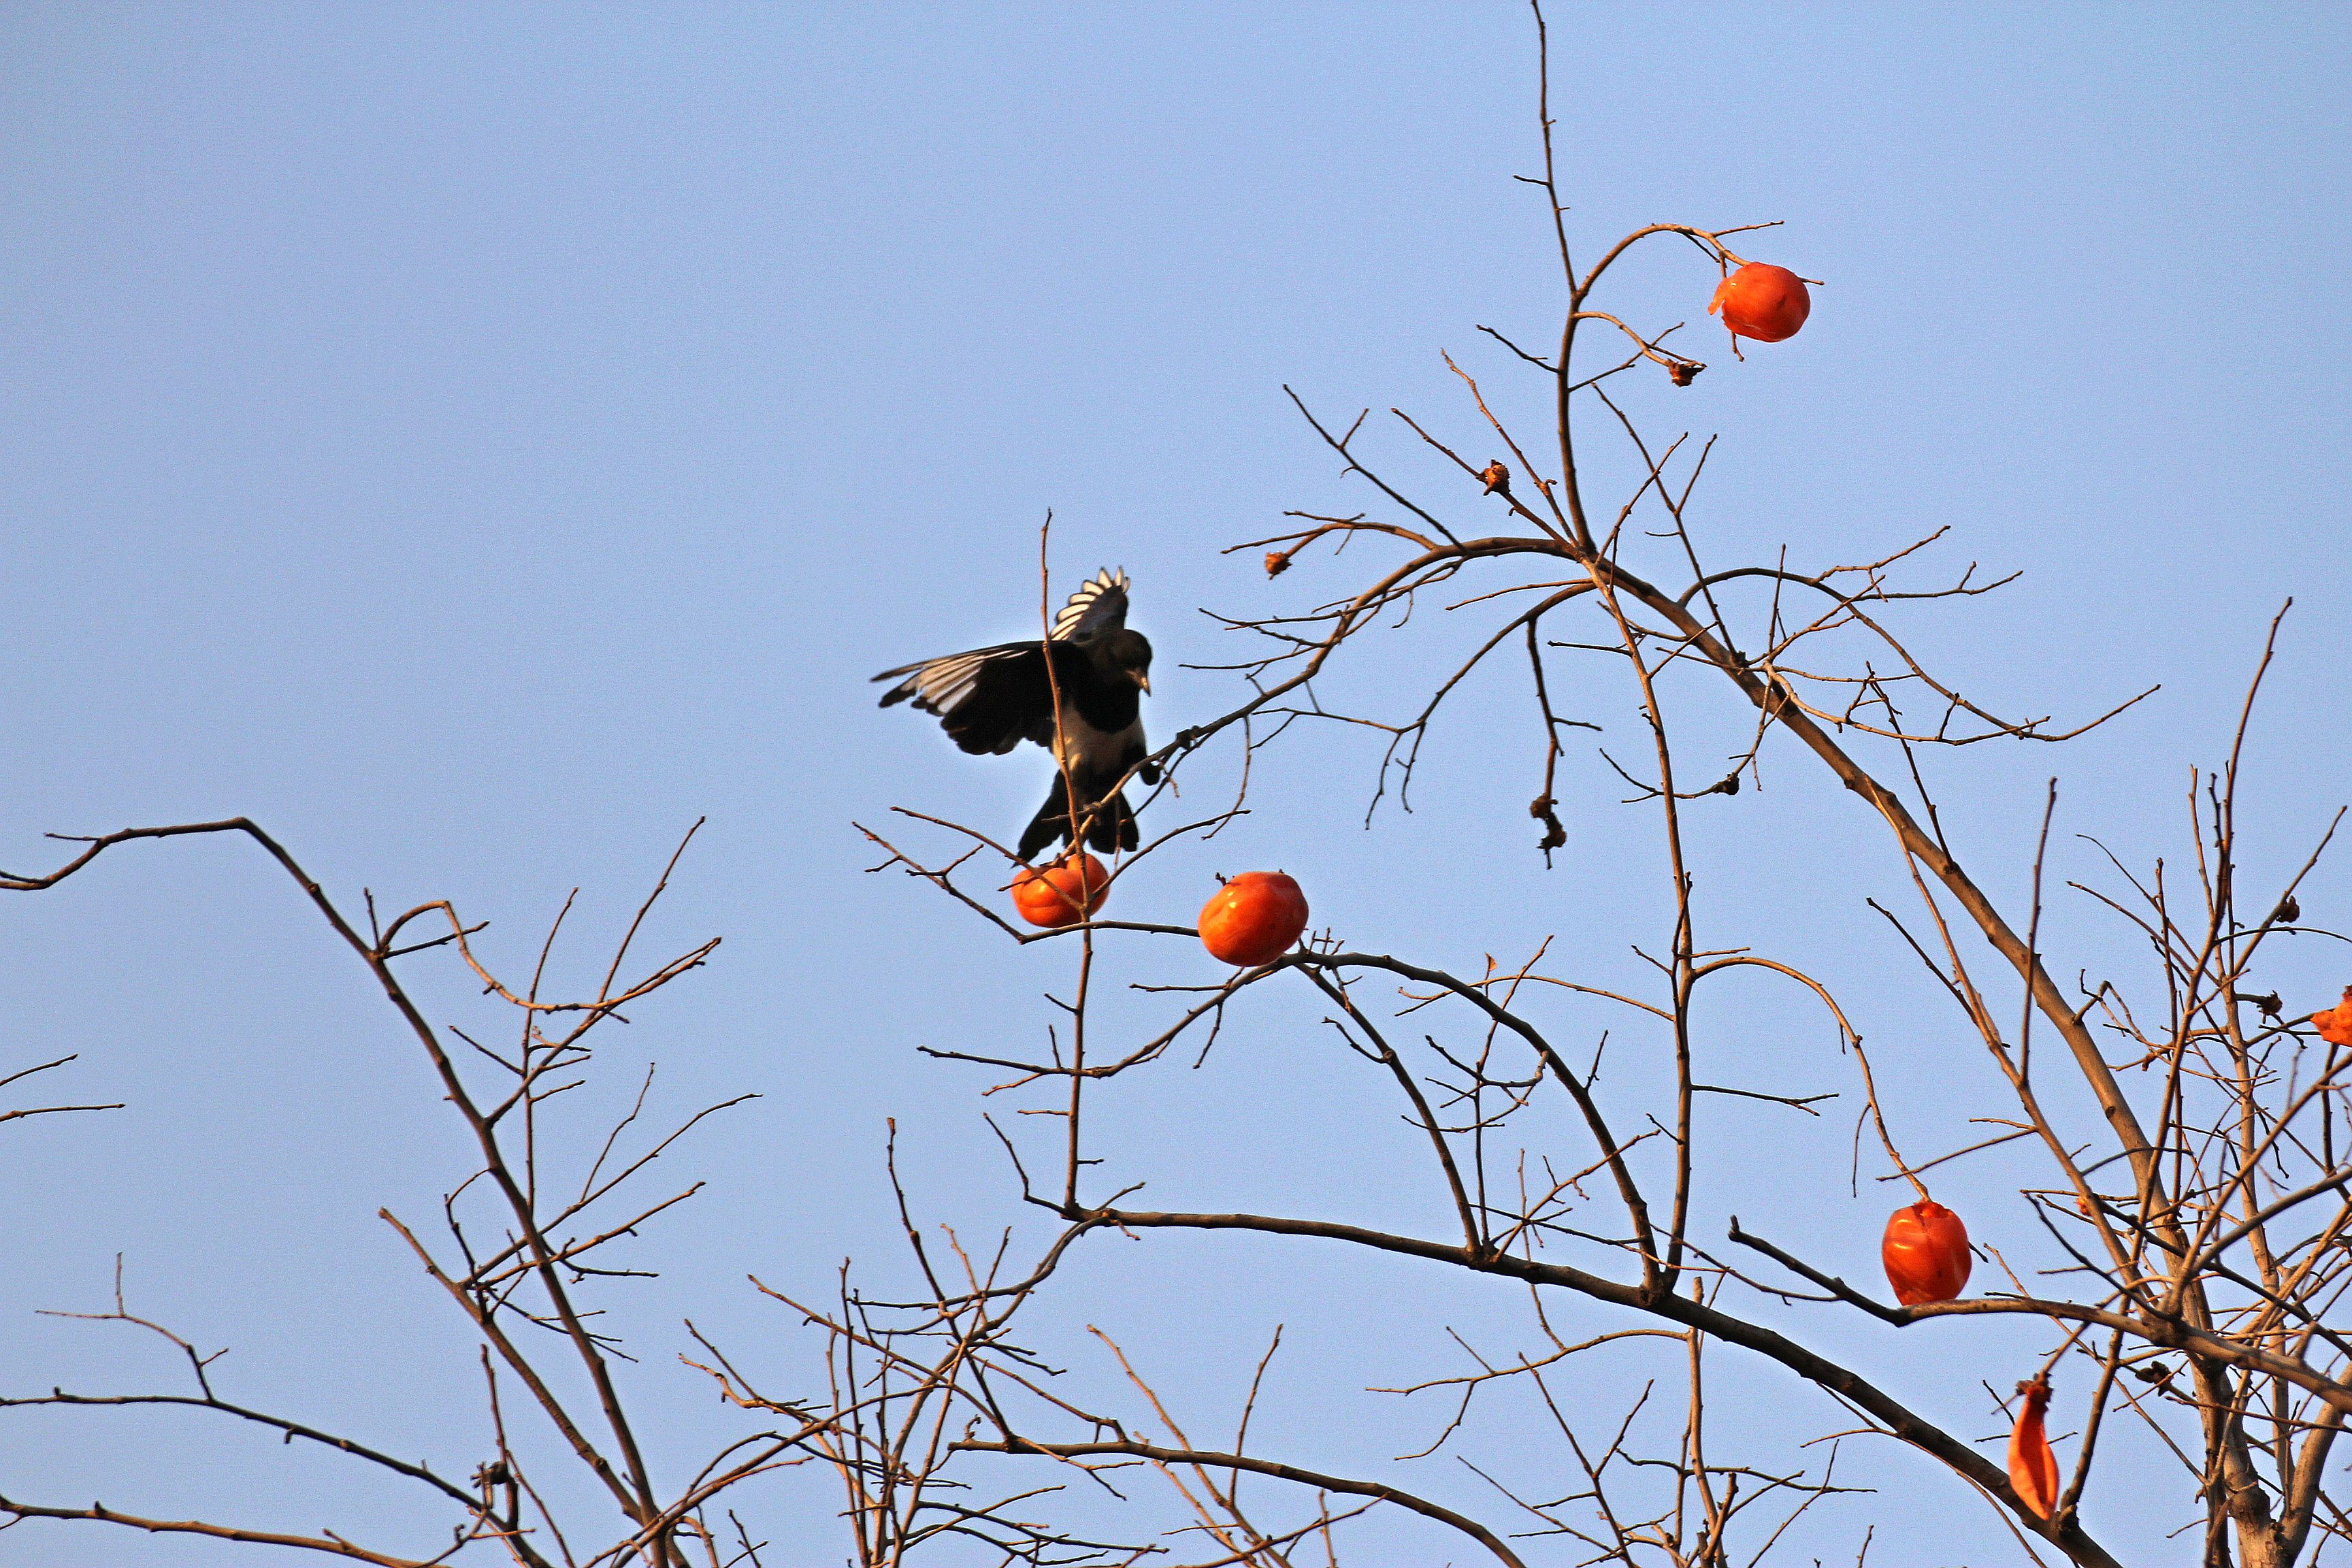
[1882,1198,1972,1305]
[1198,871,1309,967]
[1708,263,1811,343]
[2313,987,2352,1047]
[1011,853,1109,929]
[2008,1375,2060,1519]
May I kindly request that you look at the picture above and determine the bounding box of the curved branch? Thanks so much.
[953,1436,1528,1568]
[0,1495,438,1566]
[1293,949,1659,1276]
[0,1393,476,1507]
[1074,1203,2123,1568]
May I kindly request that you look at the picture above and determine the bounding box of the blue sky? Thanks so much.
[1,4,2347,1564]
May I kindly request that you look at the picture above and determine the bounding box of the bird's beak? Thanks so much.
[1135,671,1152,693]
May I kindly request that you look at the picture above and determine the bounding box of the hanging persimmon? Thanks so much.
[1010,853,1109,929]
[2008,1375,2061,1519]
[1708,262,1811,343]
[1881,1198,1972,1305]
[2313,987,2352,1047]
[1198,871,1309,966]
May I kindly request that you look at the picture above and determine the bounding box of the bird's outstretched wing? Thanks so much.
[875,568,1130,757]
[1051,568,1129,641]
[873,642,1056,755]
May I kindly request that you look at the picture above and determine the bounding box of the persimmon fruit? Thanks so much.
[2008,1375,2060,1519]
[1198,871,1309,967]
[1708,263,1811,343]
[1882,1198,1971,1305]
[2313,987,2352,1047]
[1011,853,1109,929]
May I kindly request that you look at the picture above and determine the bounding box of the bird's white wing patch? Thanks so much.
[1052,568,1130,640]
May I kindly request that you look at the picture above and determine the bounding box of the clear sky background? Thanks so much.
[1,4,2347,1565]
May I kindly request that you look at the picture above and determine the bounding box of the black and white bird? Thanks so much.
[874,568,1158,862]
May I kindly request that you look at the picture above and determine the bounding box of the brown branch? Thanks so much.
[953,1437,1529,1568]
[0,1392,478,1509]
[1072,1201,2120,1566]
[0,1494,440,1566]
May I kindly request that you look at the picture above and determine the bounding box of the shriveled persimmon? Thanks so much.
[1198,871,1309,966]
[1708,263,1811,343]
[1011,853,1109,929]
[2008,1375,2060,1519]
[1881,1198,1972,1305]
[2313,987,2352,1047]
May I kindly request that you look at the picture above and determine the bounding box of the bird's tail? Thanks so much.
[1019,780,1136,862]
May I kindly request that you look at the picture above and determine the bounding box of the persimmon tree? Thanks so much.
[3,7,2346,1568]
[798,10,2352,1565]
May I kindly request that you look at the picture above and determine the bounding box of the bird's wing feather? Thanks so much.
[875,640,1027,708]
[1051,568,1130,640]
[874,642,1055,755]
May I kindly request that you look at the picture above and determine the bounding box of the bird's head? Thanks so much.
[1098,628,1153,694]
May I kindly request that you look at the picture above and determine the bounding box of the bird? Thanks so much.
[874,568,1158,862]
